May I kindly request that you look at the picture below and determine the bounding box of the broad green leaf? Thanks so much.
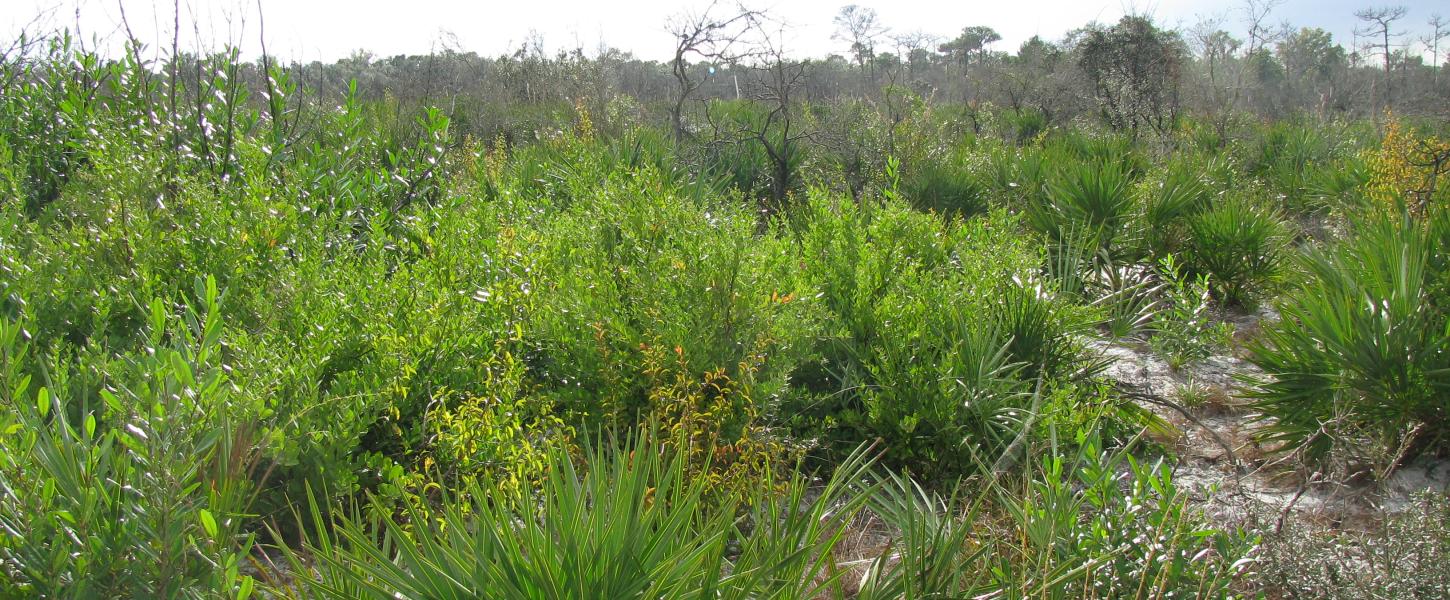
[199,509,219,538]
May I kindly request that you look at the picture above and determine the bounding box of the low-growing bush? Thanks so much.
[902,160,990,219]
[1246,211,1450,471]
[1141,155,1215,261]
[781,193,1108,480]
[1151,255,1234,370]
[1184,196,1288,306]
[1249,491,1450,599]
[0,279,263,598]
[279,430,1256,600]
[989,434,1257,598]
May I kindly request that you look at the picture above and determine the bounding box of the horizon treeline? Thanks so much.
[5,3,1448,149]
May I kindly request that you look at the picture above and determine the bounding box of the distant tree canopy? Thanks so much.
[939,26,1002,67]
[32,3,1441,150]
[1077,16,1187,136]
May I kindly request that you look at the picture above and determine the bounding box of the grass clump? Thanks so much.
[901,160,990,219]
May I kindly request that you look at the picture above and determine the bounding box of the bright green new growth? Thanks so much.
[0,278,260,599]
[5,22,1448,598]
[1151,255,1234,371]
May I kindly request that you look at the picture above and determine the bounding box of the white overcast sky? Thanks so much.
[2,0,1446,64]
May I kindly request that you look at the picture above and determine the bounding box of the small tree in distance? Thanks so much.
[1077,16,1187,138]
[1423,14,1446,85]
[1355,5,1408,107]
[832,4,888,81]
[666,1,763,146]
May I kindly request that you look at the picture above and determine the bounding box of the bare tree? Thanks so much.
[1242,0,1286,55]
[1233,0,1285,113]
[255,0,306,177]
[1190,16,1241,132]
[832,5,888,79]
[703,19,812,213]
[890,30,940,79]
[1355,5,1408,106]
[665,1,762,145]
[747,23,812,212]
[1424,14,1447,85]
[0,10,51,96]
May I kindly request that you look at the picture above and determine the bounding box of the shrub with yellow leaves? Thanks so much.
[1363,111,1450,216]
[574,96,595,142]
[419,351,572,508]
[638,337,795,501]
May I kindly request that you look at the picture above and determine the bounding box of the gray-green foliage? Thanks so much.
[991,433,1256,598]
[1251,491,1450,599]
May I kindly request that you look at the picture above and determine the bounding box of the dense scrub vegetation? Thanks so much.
[1,8,1449,599]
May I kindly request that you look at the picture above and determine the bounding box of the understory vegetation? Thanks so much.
[1,11,1449,599]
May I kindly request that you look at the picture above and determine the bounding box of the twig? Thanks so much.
[1116,383,1244,476]
[1274,472,1321,535]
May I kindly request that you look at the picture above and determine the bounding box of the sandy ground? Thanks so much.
[1090,306,1450,531]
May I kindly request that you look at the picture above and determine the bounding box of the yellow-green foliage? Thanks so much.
[1362,112,1450,215]
[426,350,570,498]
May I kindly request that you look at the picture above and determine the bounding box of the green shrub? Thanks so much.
[699,99,807,203]
[902,161,989,219]
[1184,196,1288,306]
[1304,157,1372,212]
[0,34,1389,597]
[1150,255,1234,370]
[1049,129,1149,180]
[0,278,261,599]
[782,195,1102,480]
[1095,260,1165,340]
[1242,119,1346,212]
[1005,108,1048,143]
[523,165,820,434]
[1246,212,1450,469]
[990,433,1256,598]
[280,429,1256,600]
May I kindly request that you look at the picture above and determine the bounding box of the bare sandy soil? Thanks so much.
[1091,307,1450,533]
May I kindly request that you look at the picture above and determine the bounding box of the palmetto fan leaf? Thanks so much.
[1245,212,1450,467]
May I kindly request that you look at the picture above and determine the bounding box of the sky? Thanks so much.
[2,0,1446,64]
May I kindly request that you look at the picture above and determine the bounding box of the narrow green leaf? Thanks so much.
[199,509,219,537]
